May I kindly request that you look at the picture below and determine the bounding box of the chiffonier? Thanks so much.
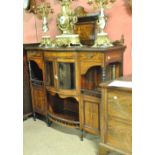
[24,44,126,140]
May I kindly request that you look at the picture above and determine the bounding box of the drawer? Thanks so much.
[79,52,103,61]
[105,51,122,63]
[107,89,132,121]
[27,51,42,59]
[44,51,76,59]
[107,118,132,153]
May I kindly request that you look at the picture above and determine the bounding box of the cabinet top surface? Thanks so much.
[100,75,132,91]
[23,44,126,52]
[118,75,132,82]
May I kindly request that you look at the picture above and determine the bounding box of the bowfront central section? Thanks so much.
[44,51,80,128]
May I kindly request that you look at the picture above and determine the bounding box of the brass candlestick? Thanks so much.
[88,0,115,47]
[37,2,54,47]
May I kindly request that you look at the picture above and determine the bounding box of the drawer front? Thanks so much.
[107,118,132,154]
[44,51,76,59]
[105,51,122,63]
[27,51,42,59]
[79,52,103,61]
[108,89,132,121]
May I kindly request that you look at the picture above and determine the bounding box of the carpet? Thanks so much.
[23,118,100,155]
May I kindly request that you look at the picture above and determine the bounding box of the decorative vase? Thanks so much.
[88,0,115,47]
[37,2,54,48]
[56,0,81,47]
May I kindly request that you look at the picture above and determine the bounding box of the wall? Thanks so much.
[23,0,132,75]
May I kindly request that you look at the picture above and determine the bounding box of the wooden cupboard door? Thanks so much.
[31,85,46,115]
[107,118,132,154]
[108,89,132,121]
[23,54,32,116]
[83,95,100,135]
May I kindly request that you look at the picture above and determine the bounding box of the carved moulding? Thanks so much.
[47,91,80,103]
[80,62,102,75]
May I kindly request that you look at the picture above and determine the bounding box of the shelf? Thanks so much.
[81,66,102,91]
[48,112,80,128]
[29,60,43,81]
[81,89,101,98]
[47,93,80,128]
[31,79,43,85]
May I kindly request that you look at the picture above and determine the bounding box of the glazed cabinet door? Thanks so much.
[55,60,79,96]
[57,62,76,90]
[44,51,79,95]
[82,95,100,135]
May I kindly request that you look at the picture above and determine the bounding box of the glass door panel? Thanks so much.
[58,62,75,90]
[45,61,54,87]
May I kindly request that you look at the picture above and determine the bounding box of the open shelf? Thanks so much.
[81,66,102,92]
[47,93,79,128]
[48,112,79,127]
[29,60,43,84]
[106,62,122,81]
[81,63,122,96]
[81,89,101,98]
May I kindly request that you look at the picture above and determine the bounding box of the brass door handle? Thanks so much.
[113,96,118,100]
[54,75,58,80]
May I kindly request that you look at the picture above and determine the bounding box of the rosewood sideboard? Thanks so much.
[24,44,126,140]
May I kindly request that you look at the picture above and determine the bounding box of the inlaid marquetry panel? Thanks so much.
[44,51,76,59]
[79,52,103,61]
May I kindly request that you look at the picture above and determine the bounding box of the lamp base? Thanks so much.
[93,33,113,48]
[39,36,55,48]
[55,34,82,47]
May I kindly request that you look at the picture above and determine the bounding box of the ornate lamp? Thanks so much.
[37,2,54,47]
[88,0,115,47]
[55,0,81,47]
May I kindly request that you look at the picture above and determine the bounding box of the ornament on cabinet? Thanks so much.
[23,0,38,14]
[37,2,55,47]
[87,0,116,47]
[55,0,82,47]
[124,0,132,14]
